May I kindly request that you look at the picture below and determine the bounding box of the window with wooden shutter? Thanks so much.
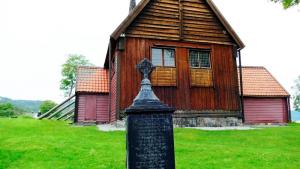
[189,49,213,87]
[151,48,177,86]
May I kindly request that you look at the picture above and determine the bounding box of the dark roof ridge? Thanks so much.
[111,0,150,40]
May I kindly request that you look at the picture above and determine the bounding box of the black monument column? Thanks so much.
[125,58,176,169]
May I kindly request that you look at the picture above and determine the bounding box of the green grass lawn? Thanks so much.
[0,118,300,169]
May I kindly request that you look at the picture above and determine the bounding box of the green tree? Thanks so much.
[293,76,300,111]
[0,103,15,117]
[60,54,93,97]
[39,100,57,114]
[271,0,299,9]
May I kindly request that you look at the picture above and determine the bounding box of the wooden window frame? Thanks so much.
[151,47,176,68]
[188,49,212,70]
[188,49,214,88]
[150,46,177,87]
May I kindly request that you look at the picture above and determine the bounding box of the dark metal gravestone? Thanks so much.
[125,58,176,169]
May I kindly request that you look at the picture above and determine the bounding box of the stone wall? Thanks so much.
[173,117,243,127]
[120,110,243,127]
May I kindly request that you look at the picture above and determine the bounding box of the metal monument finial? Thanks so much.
[137,58,155,79]
[125,58,174,112]
[126,58,175,112]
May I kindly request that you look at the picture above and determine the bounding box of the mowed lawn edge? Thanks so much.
[0,118,299,169]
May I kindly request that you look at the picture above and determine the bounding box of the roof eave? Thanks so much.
[206,0,245,49]
[76,91,109,95]
[111,0,151,40]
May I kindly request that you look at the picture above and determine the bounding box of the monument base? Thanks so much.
[126,113,175,169]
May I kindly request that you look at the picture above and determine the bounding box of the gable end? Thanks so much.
[111,0,244,49]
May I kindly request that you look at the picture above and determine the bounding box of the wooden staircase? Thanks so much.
[38,95,76,121]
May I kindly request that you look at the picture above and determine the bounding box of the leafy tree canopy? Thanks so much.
[293,76,300,111]
[0,103,15,117]
[39,100,57,114]
[271,0,300,9]
[60,54,93,97]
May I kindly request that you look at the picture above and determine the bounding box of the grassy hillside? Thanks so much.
[0,118,300,169]
[0,96,42,113]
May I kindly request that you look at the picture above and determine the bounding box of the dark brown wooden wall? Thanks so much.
[126,0,234,45]
[118,37,240,112]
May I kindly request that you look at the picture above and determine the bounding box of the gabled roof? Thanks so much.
[111,0,245,49]
[111,0,150,40]
[239,67,289,97]
[76,66,109,93]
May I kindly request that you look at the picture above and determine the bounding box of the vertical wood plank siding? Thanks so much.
[125,0,233,45]
[77,94,109,123]
[244,98,288,123]
[110,71,117,122]
[96,95,109,123]
[85,95,97,120]
[77,95,86,122]
[119,37,240,112]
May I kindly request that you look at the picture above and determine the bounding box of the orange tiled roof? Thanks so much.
[239,67,289,97]
[76,66,109,93]
[75,66,288,97]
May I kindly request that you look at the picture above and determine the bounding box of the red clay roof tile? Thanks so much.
[239,67,289,97]
[76,66,289,97]
[76,66,109,93]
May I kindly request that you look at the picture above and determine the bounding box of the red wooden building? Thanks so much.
[73,0,290,126]
[240,67,291,124]
[74,66,110,124]
[74,66,291,125]
[103,0,245,126]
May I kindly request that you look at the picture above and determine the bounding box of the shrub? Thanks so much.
[39,100,57,114]
[0,103,15,117]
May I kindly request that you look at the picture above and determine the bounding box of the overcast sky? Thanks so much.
[0,0,299,103]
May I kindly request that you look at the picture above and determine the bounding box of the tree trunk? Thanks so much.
[69,82,74,97]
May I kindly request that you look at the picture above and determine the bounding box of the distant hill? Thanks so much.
[0,96,43,113]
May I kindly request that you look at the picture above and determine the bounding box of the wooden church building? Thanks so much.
[104,0,244,126]
[74,0,290,126]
